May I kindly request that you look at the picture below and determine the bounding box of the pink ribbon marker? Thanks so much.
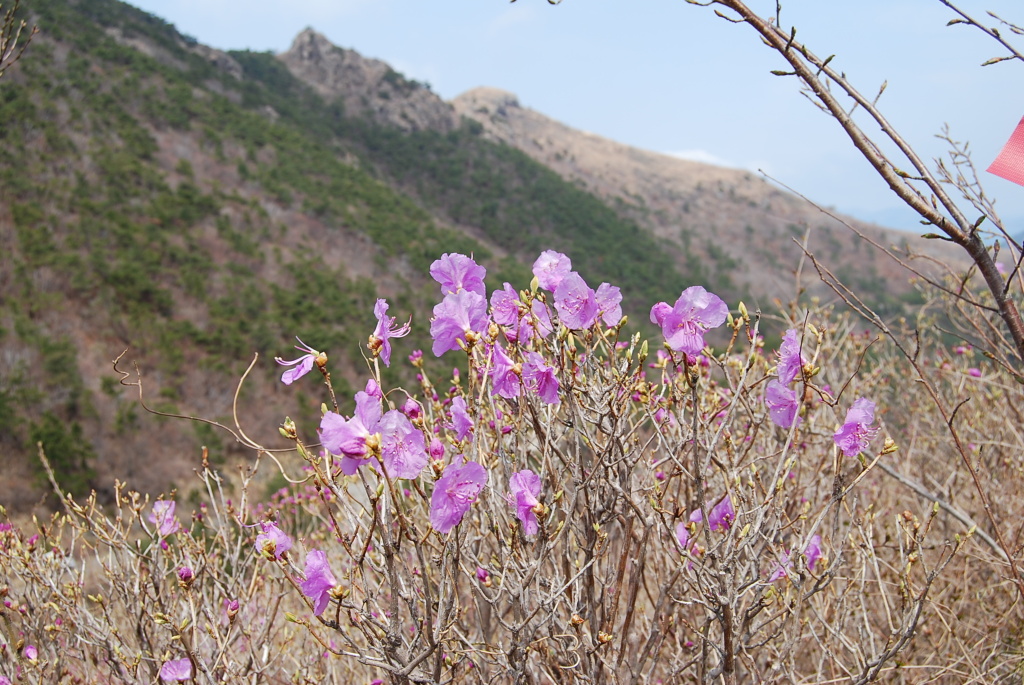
[988,116,1024,187]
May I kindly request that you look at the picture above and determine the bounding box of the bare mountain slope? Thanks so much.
[452,87,955,305]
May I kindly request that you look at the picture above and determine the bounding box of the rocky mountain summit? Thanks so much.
[279,29,458,133]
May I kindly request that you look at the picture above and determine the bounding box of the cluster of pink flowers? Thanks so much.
[267,247,871,635]
[318,380,428,480]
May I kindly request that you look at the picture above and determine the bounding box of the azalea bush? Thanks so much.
[7,249,1011,684]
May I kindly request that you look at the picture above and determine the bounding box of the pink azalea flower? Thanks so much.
[430,253,486,297]
[554,271,598,330]
[449,397,474,442]
[768,550,792,582]
[476,566,491,585]
[708,495,735,532]
[430,458,487,534]
[533,250,572,291]
[149,500,180,536]
[515,299,553,343]
[675,521,690,550]
[521,352,560,405]
[369,299,411,367]
[776,328,806,385]
[489,344,521,399]
[652,286,729,356]
[23,644,37,661]
[805,534,823,571]
[833,398,878,457]
[275,337,321,385]
[159,658,192,682]
[301,549,338,616]
[765,380,801,429]
[430,290,489,356]
[967,367,982,378]
[490,283,521,327]
[378,411,428,479]
[0,676,10,685]
[594,282,623,327]
[255,521,292,560]
[509,470,542,536]
[319,390,382,473]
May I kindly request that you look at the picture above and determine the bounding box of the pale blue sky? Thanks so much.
[125,0,1024,232]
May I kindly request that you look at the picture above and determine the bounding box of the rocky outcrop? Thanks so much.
[278,29,458,133]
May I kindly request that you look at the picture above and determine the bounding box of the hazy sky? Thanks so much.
[125,0,1024,232]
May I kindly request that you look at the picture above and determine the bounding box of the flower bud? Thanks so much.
[475,567,492,587]
[279,417,297,440]
[177,566,194,587]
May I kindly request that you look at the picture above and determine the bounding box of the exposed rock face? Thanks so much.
[190,43,243,80]
[279,29,458,133]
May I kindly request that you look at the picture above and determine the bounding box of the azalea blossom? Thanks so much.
[594,282,623,327]
[255,521,292,560]
[776,328,807,385]
[521,352,560,405]
[149,500,181,536]
[490,282,521,327]
[430,290,489,356]
[430,253,486,297]
[554,271,598,329]
[768,551,792,582]
[805,534,823,571]
[769,535,823,582]
[708,495,735,532]
[319,390,382,473]
[764,380,801,429]
[301,550,338,616]
[651,286,728,356]
[449,396,474,442]
[833,397,879,457]
[430,458,488,534]
[368,299,411,367]
[675,521,691,550]
[377,411,428,479]
[489,344,521,399]
[532,250,572,291]
[509,469,543,536]
[514,299,553,343]
[275,337,322,385]
[159,658,192,682]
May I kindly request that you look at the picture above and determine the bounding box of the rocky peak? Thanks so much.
[278,29,457,133]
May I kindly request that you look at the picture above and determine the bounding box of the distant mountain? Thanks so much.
[0,0,949,509]
[451,87,960,305]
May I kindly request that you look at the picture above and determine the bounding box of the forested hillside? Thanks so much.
[0,0,694,508]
